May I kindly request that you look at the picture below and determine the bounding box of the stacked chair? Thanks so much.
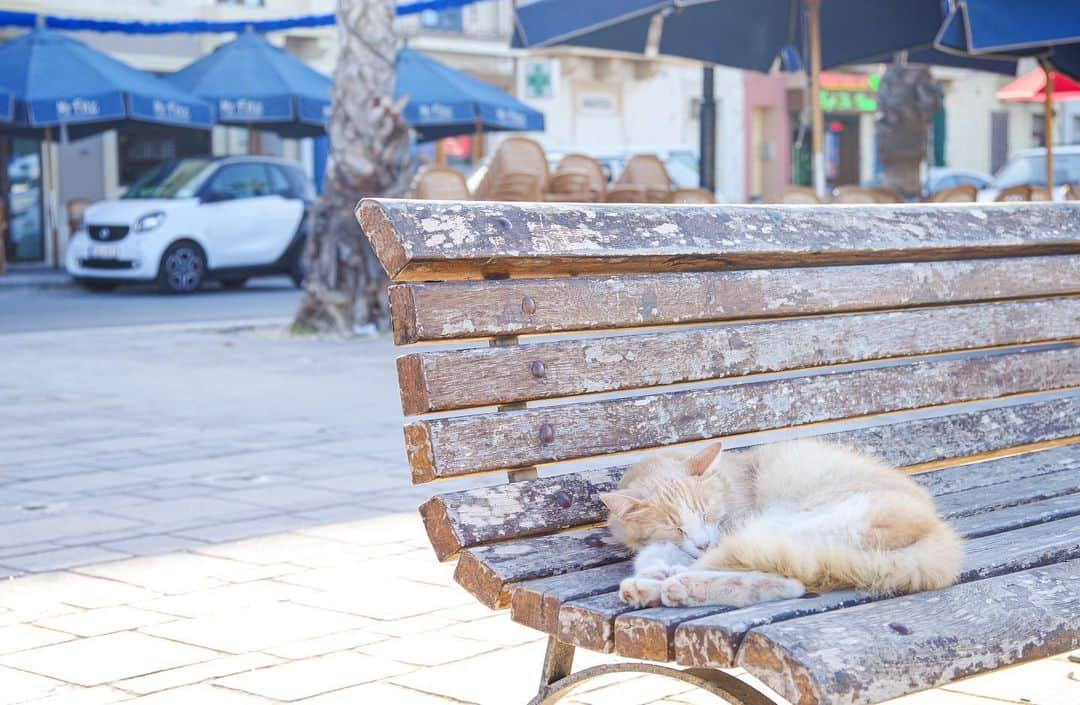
[996,184,1051,201]
[607,154,673,203]
[544,154,606,202]
[472,136,548,202]
[928,184,978,202]
[410,166,471,200]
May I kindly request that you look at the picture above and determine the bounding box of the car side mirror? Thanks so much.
[202,191,234,204]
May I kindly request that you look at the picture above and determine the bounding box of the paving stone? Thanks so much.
[295,681,463,705]
[0,623,72,654]
[174,515,318,543]
[2,513,145,547]
[570,676,695,705]
[0,631,217,686]
[0,665,67,705]
[116,652,282,695]
[0,571,159,610]
[36,605,171,637]
[140,602,372,654]
[0,545,132,574]
[281,575,470,621]
[118,683,273,704]
[193,533,353,566]
[75,553,285,594]
[99,534,207,555]
[136,580,318,618]
[391,640,553,705]
[214,651,414,701]
[262,628,388,660]
[359,632,500,666]
[102,497,270,528]
[14,684,130,705]
[940,657,1080,705]
[444,614,548,647]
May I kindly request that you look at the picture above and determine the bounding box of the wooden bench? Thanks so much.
[358,199,1080,705]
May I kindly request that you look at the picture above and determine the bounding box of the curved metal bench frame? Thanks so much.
[529,637,775,705]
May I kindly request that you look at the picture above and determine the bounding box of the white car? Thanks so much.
[978,146,1080,202]
[66,156,314,293]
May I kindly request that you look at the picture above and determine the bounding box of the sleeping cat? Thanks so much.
[599,439,963,609]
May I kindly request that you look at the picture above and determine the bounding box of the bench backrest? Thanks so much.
[361,199,1080,607]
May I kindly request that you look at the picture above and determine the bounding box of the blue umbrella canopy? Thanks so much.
[0,90,12,122]
[167,31,332,138]
[0,28,212,138]
[513,0,1016,74]
[936,0,1080,80]
[395,48,545,142]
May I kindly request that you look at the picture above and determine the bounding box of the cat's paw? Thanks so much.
[660,573,707,607]
[619,577,663,608]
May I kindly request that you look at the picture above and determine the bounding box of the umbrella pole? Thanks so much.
[472,116,485,164]
[1041,59,1054,194]
[44,126,60,269]
[807,0,825,198]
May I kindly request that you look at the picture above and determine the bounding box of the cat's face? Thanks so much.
[599,443,730,557]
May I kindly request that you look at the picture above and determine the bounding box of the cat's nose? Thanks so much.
[695,541,709,552]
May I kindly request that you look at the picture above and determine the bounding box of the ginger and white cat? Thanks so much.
[599,439,963,609]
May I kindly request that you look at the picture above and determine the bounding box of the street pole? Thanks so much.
[807,0,825,197]
[699,65,717,194]
[1041,60,1054,194]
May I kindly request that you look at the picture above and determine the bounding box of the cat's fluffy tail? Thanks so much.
[699,521,963,594]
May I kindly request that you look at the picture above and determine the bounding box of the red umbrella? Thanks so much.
[997,68,1080,102]
[996,65,1080,192]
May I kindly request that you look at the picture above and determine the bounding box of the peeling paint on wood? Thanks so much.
[735,559,1080,705]
[387,256,1080,344]
[359,200,1080,282]
[419,397,1079,560]
[413,347,1079,480]
[399,298,1080,413]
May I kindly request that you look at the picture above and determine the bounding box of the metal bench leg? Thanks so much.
[529,636,774,705]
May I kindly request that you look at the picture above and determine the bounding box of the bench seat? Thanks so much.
[361,199,1080,705]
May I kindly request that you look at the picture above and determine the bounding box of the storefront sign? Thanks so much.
[521,59,555,100]
[819,72,880,114]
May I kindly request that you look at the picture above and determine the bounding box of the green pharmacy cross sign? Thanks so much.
[819,73,880,113]
[525,61,552,100]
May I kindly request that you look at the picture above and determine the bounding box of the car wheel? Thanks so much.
[221,278,248,290]
[75,278,117,292]
[158,242,205,294]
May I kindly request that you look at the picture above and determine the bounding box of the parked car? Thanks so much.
[66,156,314,293]
[978,146,1080,201]
[926,167,992,194]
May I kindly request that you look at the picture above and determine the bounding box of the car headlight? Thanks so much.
[134,211,166,233]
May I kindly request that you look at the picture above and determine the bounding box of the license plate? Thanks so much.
[89,245,119,259]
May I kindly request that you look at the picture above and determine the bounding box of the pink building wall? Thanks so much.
[742,71,791,203]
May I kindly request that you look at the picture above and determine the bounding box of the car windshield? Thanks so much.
[994,153,1080,189]
[122,159,213,199]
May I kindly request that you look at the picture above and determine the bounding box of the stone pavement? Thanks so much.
[0,321,1076,704]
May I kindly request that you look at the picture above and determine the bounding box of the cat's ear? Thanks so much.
[598,491,649,519]
[686,442,724,476]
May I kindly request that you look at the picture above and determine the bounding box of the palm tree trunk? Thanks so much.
[292,0,414,335]
[874,65,942,198]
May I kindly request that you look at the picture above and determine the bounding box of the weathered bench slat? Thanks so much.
[407,347,1078,480]
[674,513,1080,669]
[387,255,1080,344]
[509,492,1080,639]
[420,397,1080,559]
[360,200,1080,282]
[735,559,1079,705]
[399,298,1080,413]
[463,445,1078,609]
[567,512,1080,657]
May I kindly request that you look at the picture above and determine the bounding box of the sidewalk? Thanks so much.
[0,322,1075,704]
[0,265,72,289]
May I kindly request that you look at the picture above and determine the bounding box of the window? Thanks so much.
[267,165,293,197]
[420,8,464,32]
[206,163,272,200]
